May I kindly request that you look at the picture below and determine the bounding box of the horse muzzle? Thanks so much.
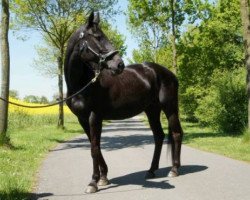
[116,61,125,74]
[106,54,125,75]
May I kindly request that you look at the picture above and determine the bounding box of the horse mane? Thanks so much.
[64,26,94,93]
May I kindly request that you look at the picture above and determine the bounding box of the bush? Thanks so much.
[180,86,206,122]
[195,68,247,134]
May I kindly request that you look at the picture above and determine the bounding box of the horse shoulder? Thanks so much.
[100,66,155,107]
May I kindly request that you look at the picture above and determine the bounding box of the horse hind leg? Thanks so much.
[163,105,183,177]
[145,106,165,179]
[159,82,183,177]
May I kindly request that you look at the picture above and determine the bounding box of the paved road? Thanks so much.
[33,116,250,200]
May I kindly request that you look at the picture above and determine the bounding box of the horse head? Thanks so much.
[77,12,125,75]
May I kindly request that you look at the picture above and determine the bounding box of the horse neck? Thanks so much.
[66,61,95,94]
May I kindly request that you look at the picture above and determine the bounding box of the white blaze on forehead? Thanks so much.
[79,32,84,38]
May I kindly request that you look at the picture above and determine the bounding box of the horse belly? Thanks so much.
[103,104,145,120]
[103,93,154,120]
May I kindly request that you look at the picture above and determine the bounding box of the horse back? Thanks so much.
[94,62,178,119]
[123,62,179,108]
[142,62,179,107]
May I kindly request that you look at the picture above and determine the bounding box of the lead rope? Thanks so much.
[0,72,100,109]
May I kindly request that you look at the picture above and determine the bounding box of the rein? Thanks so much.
[0,72,100,109]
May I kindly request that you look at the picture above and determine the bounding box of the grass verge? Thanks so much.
[180,121,250,162]
[143,114,250,162]
[0,115,82,200]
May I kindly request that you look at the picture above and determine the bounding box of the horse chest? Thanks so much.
[69,95,92,116]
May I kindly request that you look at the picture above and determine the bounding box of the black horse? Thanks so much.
[64,12,183,193]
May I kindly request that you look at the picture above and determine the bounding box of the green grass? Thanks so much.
[242,128,250,143]
[0,114,82,200]
[180,122,250,162]
[1,112,249,200]
[143,114,250,162]
[8,112,60,131]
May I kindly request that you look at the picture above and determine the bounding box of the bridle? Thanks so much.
[78,31,119,75]
[0,30,121,109]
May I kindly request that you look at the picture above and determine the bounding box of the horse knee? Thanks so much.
[91,146,100,158]
[158,134,165,145]
[172,132,182,142]
[167,114,182,133]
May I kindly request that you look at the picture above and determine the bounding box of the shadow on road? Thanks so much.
[109,168,174,190]
[0,191,53,200]
[179,165,208,175]
[51,133,156,152]
[105,165,208,191]
[50,118,155,152]
[30,192,54,200]
[102,127,150,133]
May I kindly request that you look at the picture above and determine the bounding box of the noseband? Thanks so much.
[81,40,119,68]
[78,32,119,73]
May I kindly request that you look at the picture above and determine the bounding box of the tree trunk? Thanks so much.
[57,55,64,129]
[152,26,158,63]
[0,0,10,142]
[240,0,250,129]
[170,0,177,74]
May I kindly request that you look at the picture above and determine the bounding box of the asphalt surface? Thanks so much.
[33,115,250,200]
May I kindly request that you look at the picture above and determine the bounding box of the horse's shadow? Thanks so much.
[51,133,155,152]
[100,165,208,191]
[0,191,53,200]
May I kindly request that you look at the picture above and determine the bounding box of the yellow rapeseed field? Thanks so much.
[8,97,72,115]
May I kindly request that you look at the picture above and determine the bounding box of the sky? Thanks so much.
[0,0,138,100]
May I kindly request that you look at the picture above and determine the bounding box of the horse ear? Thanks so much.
[93,12,100,25]
[86,11,95,28]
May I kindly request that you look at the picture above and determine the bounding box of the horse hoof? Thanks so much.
[168,170,179,178]
[85,184,98,194]
[145,171,155,179]
[98,177,109,186]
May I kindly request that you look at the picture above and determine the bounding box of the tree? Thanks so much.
[170,0,177,74]
[240,0,250,130]
[23,95,48,104]
[179,0,245,122]
[127,0,206,73]
[33,21,126,79]
[33,43,59,79]
[127,0,168,63]
[40,96,49,104]
[195,68,247,133]
[9,90,19,99]
[0,0,10,143]
[12,0,118,129]
[23,95,40,103]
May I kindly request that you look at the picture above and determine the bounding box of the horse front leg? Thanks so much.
[79,117,109,189]
[85,112,103,193]
[97,151,109,186]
